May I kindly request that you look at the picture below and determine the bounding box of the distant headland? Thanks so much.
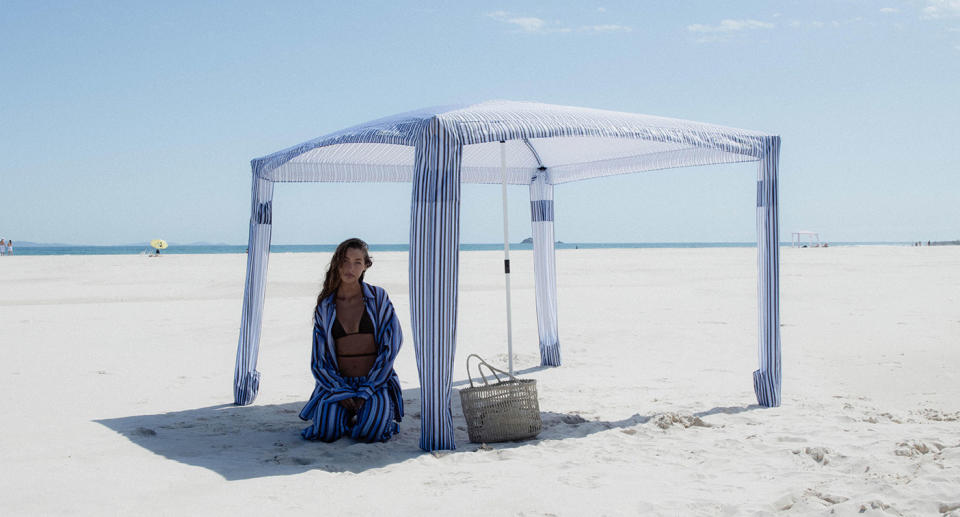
[521,237,564,244]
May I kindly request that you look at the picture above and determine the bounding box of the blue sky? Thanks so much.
[1,1,958,245]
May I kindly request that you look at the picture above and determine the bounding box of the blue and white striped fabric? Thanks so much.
[254,101,772,185]
[298,282,404,442]
[234,175,273,406]
[408,117,462,450]
[235,100,782,451]
[530,169,560,366]
[754,136,782,407]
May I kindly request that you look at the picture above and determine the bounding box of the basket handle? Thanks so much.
[465,354,516,388]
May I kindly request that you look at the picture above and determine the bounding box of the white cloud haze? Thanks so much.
[487,11,548,33]
[487,10,630,34]
[687,19,775,33]
[921,0,960,19]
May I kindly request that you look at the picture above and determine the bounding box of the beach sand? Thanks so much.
[1,246,958,516]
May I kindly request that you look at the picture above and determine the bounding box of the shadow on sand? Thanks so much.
[96,385,765,481]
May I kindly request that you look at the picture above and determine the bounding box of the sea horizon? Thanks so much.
[6,241,917,256]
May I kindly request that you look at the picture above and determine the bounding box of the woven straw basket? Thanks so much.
[458,354,542,443]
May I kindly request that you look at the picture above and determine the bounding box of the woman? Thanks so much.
[299,238,404,442]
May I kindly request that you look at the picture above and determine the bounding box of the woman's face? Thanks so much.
[338,247,368,285]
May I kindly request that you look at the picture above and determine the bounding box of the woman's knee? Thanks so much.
[353,393,394,442]
[306,402,348,442]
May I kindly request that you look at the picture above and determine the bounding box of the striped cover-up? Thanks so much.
[236,100,782,451]
[299,282,404,442]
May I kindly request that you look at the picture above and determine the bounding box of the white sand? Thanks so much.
[1,246,959,516]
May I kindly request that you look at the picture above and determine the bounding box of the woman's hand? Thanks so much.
[338,398,366,413]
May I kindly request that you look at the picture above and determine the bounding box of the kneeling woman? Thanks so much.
[299,238,403,442]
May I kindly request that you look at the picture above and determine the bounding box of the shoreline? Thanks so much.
[7,241,920,256]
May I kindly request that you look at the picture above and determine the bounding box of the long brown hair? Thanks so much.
[316,238,373,308]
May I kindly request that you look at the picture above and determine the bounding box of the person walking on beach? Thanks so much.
[0,239,5,256]
[6,240,12,256]
[299,238,404,443]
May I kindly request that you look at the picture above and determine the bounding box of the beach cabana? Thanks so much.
[234,100,782,451]
[792,230,821,247]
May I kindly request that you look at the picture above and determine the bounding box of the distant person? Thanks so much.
[299,238,404,443]
[0,239,5,256]
[6,240,12,255]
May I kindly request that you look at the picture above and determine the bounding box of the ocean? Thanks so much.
[9,242,905,256]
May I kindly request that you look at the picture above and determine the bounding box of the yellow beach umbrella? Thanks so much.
[150,239,168,250]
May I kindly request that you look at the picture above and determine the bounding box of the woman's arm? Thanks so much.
[310,305,343,386]
[310,306,327,378]
[361,287,402,390]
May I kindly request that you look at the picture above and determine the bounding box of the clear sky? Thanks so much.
[2,1,958,245]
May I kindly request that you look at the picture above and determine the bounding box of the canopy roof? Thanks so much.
[252,100,775,185]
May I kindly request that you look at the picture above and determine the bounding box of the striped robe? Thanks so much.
[299,282,404,442]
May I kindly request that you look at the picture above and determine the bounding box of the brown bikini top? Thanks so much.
[333,310,375,357]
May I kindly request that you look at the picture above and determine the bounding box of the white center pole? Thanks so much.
[500,141,514,375]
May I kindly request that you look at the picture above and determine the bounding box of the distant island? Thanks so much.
[520,237,564,244]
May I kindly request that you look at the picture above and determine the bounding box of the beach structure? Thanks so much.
[235,100,782,451]
[792,231,820,247]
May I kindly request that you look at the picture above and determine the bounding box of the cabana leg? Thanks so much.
[233,174,274,406]
[754,136,781,407]
[409,119,462,451]
[530,170,561,366]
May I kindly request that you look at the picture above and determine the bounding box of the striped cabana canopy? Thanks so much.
[236,100,782,451]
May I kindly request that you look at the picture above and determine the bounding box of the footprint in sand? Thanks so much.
[858,500,900,515]
[894,440,944,457]
[270,455,313,466]
[917,409,960,422]
[539,413,587,428]
[651,412,711,430]
[793,446,832,465]
[560,414,587,425]
[806,489,849,505]
[862,412,902,424]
